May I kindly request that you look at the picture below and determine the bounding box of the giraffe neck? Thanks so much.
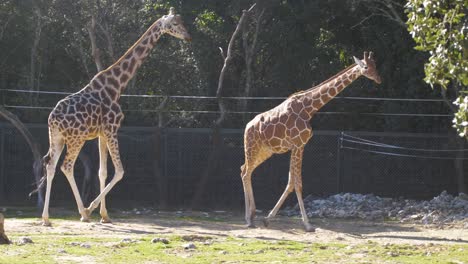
[300,64,362,115]
[88,19,164,100]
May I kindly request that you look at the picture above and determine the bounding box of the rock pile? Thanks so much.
[282,191,468,225]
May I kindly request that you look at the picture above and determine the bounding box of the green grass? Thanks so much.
[1,233,467,264]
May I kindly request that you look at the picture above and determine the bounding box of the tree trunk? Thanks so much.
[241,8,265,123]
[30,3,43,105]
[191,4,257,209]
[0,213,10,244]
[87,15,104,72]
[0,107,44,208]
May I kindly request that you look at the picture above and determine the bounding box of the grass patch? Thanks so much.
[1,233,467,264]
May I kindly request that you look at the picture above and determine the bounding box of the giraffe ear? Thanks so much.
[353,56,366,68]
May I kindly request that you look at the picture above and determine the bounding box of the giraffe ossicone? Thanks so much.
[240,51,381,232]
[38,8,191,226]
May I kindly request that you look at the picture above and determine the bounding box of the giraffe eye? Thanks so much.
[173,23,179,26]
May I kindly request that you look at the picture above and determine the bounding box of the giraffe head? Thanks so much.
[353,51,381,84]
[160,7,192,41]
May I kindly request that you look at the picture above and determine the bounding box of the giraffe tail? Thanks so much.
[29,151,51,197]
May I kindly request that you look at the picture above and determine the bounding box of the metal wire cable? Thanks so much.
[1,88,448,102]
[342,133,468,152]
[341,146,468,160]
[1,104,454,117]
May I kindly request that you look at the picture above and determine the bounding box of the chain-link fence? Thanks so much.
[0,123,466,210]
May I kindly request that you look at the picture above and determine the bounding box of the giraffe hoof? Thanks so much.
[262,218,270,227]
[246,224,256,229]
[80,216,90,223]
[42,220,52,227]
[100,217,112,224]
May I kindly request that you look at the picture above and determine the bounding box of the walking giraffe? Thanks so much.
[241,52,381,231]
[39,8,191,226]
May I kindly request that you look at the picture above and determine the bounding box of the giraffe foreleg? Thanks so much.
[97,137,111,223]
[241,164,256,228]
[87,134,124,216]
[60,140,89,222]
[291,147,314,232]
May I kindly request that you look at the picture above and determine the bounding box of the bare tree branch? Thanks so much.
[215,3,257,126]
[0,106,43,208]
[87,15,104,72]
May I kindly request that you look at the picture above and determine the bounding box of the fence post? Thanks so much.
[336,131,344,193]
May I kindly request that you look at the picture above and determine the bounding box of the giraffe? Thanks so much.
[240,51,381,231]
[38,8,191,226]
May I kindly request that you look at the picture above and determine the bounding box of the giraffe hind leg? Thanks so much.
[263,172,295,227]
[87,134,124,216]
[97,136,112,223]
[41,132,64,226]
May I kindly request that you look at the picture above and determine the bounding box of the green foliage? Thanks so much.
[453,95,468,137]
[406,0,468,137]
[0,0,452,132]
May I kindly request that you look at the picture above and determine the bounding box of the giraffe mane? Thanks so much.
[288,63,357,98]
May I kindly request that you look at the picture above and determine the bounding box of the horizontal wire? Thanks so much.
[2,88,448,102]
[342,138,468,152]
[342,133,468,152]
[1,104,454,117]
[341,146,468,160]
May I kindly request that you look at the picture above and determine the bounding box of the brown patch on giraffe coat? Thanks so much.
[343,78,351,86]
[108,112,115,124]
[125,52,133,60]
[290,101,302,114]
[91,79,102,89]
[120,74,129,84]
[312,99,321,109]
[102,96,111,107]
[76,113,85,124]
[300,130,311,144]
[111,103,120,113]
[128,58,136,73]
[142,38,148,45]
[295,119,306,131]
[299,110,310,120]
[329,87,337,97]
[263,125,274,140]
[112,67,121,77]
[107,77,119,88]
[279,114,288,124]
[106,86,118,101]
[122,61,129,71]
[269,137,281,148]
[291,135,303,146]
[98,74,106,85]
[67,105,76,114]
[285,116,295,128]
[135,46,145,56]
[274,123,286,138]
[321,93,331,102]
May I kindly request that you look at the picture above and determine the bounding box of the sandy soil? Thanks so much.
[3,210,467,246]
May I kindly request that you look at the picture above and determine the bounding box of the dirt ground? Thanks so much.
[4,209,468,246]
